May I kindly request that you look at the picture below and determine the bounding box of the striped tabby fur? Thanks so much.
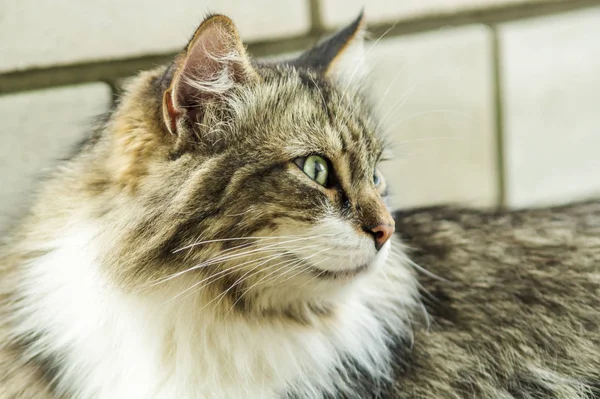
[0,12,598,399]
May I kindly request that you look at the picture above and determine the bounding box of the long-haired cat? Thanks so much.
[0,12,598,399]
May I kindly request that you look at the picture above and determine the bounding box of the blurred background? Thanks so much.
[1,0,600,232]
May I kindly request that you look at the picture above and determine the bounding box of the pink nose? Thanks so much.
[371,224,394,251]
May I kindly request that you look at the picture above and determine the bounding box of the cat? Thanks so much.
[0,11,598,399]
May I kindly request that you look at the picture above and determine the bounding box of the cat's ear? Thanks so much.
[162,14,260,135]
[292,12,367,82]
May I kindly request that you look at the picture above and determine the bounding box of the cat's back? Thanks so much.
[391,201,600,399]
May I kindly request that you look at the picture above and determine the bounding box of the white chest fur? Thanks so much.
[11,226,415,399]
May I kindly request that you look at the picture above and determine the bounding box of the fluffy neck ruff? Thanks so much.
[9,223,419,398]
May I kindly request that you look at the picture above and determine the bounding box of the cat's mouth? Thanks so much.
[306,263,370,279]
[280,250,373,280]
[282,252,370,279]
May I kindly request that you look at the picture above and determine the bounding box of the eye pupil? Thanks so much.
[298,155,329,187]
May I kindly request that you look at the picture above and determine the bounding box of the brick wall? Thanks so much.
[2,0,600,231]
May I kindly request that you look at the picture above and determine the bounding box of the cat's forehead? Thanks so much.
[241,65,383,168]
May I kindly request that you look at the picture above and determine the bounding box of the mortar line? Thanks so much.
[366,0,600,38]
[1,0,599,96]
[490,26,507,208]
[106,81,121,108]
[308,0,325,35]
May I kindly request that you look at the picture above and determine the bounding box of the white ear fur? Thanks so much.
[175,22,256,102]
[162,15,259,135]
[180,49,242,97]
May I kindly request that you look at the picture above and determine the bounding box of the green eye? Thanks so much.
[299,155,329,187]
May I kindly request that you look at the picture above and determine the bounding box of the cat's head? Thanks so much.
[96,13,396,316]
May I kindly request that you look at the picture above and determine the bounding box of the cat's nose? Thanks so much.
[370,223,394,251]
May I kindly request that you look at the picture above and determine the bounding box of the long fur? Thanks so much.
[0,13,598,399]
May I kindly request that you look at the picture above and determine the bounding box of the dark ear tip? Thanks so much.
[198,13,238,36]
[183,13,242,54]
[354,9,366,31]
[286,9,366,74]
[340,10,366,44]
[201,13,235,27]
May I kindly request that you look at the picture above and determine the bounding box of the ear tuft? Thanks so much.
[290,12,367,82]
[163,15,259,135]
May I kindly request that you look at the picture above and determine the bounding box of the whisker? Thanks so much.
[209,256,308,315]
[164,242,329,304]
[154,236,332,286]
[221,257,308,318]
[406,258,454,284]
[295,260,330,290]
[163,252,287,304]
[385,109,472,133]
[413,299,431,335]
[383,136,458,146]
[338,64,378,127]
[209,243,330,305]
[155,246,285,289]
[390,247,454,284]
[376,84,416,129]
[309,74,327,110]
[375,64,408,112]
[274,256,330,287]
[221,255,330,319]
[210,254,308,312]
[337,25,396,116]
[234,248,330,302]
[173,233,334,253]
